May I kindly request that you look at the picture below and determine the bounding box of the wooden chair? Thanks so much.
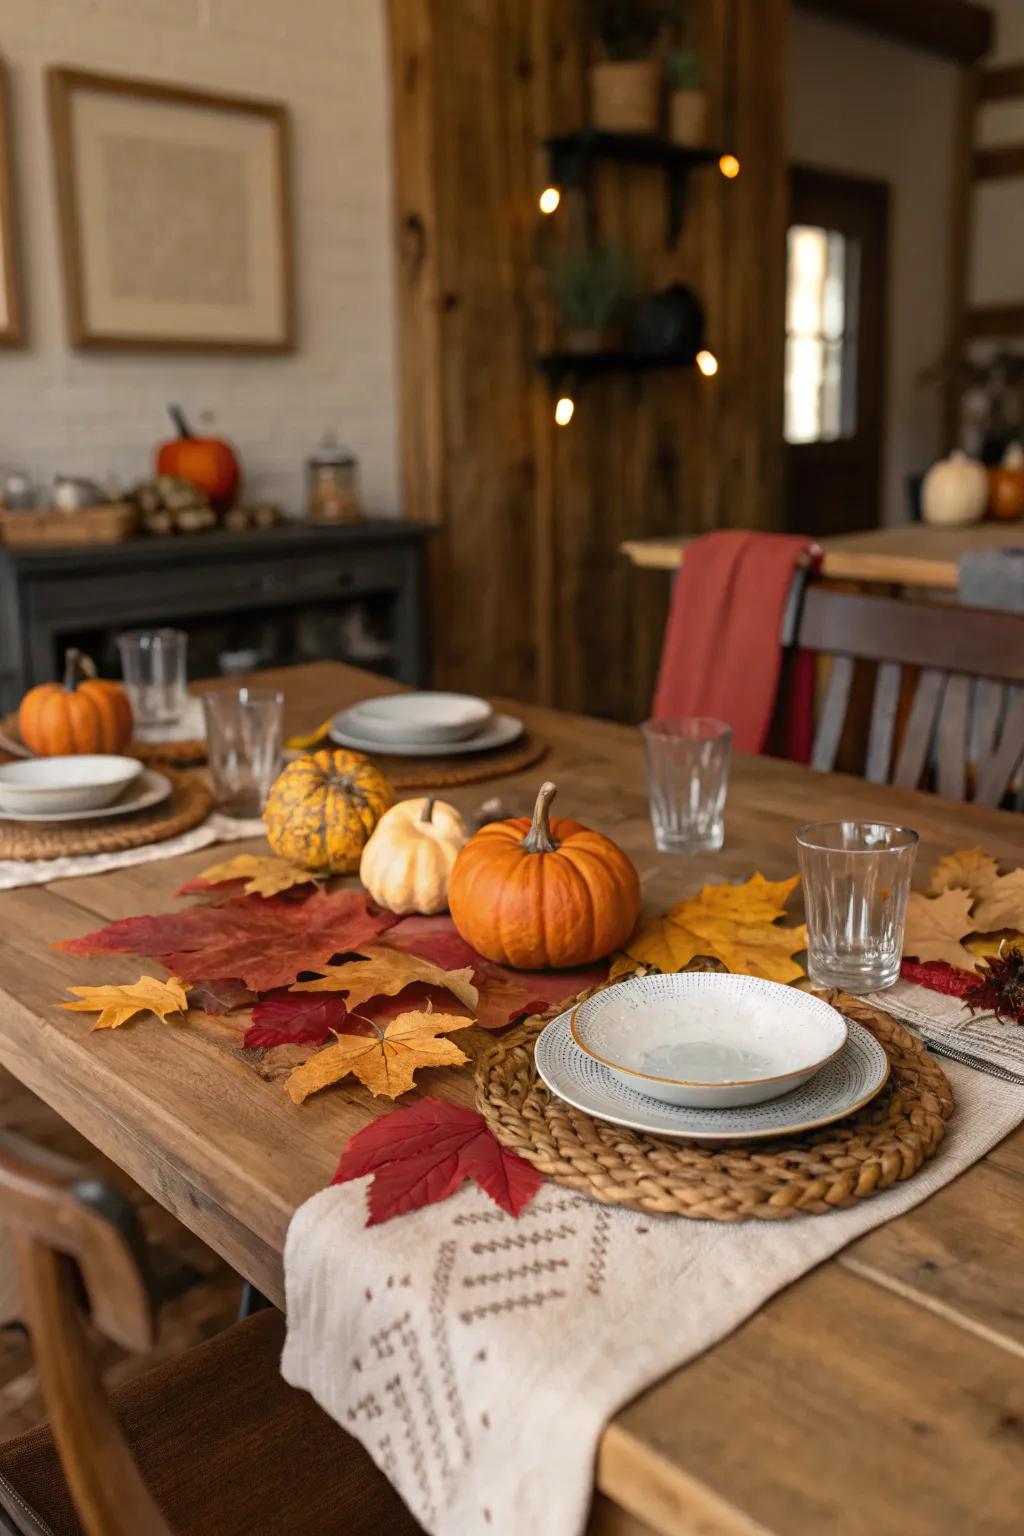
[793,586,1024,805]
[0,1132,423,1536]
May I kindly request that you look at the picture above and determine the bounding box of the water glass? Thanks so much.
[797,821,919,992]
[641,718,731,854]
[202,687,284,819]
[117,629,188,729]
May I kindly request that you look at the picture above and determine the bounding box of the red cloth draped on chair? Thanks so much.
[652,530,821,760]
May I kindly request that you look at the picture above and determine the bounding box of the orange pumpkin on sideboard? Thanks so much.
[156,404,241,511]
[19,650,133,756]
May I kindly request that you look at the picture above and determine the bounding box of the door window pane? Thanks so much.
[785,225,856,444]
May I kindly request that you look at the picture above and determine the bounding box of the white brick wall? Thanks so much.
[0,0,399,514]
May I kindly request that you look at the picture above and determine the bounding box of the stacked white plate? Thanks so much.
[330,691,524,758]
[536,972,889,1142]
[0,756,173,824]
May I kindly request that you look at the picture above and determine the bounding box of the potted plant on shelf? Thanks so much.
[666,49,706,146]
[548,243,633,353]
[584,0,671,135]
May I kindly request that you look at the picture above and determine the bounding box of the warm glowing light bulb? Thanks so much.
[696,350,719,377]
[554,395,575,425]
[719,154,740,179]
[538,185,561,214]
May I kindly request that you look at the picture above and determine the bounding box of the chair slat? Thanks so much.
[973,679,1005,764]
[865,662,901,783]
[975,688,1024,806]
[936,674,970,801]
[811,654,854,773]
[892,669,945,791]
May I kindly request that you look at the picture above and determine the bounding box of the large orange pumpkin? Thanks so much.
[18,649,134,756]
[156,404,240,511]
[447,780,641,969]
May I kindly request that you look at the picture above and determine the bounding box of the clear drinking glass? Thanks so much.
[641,718,732,854]
[797,821,919,992]
[117,629,188,729]
[202,687,284,819]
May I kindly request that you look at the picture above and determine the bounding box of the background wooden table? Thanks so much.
[621,520,1024,590]
[0,661,1021,1536]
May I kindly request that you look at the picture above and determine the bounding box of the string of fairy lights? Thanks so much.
[539,154,738,425]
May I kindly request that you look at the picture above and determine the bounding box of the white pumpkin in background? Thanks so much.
[921,449,988,527]
[359,796,468,915]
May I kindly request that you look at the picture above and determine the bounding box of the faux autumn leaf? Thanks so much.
[178,853,318,899]
[185,978,256,1015]
[333,1096,544,1225]
[55,889,396,993]
[285,1010,472,1102]
[61,975,188,1032]
[380,915,481,972]
[928,848,999,901]
[243,989,351,1050]
[902,889,978,972]
[292,945,479,1012]
[969,869,1024,934]
[626,872,806,983]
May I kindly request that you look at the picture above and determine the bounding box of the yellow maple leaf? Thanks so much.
[625,872,806,982]
[61,975,188,1031]
[193,852,318,899]
[291,945,478,1012]
[927,848,999,901]
[285,1011,472,1102]
[902,889,978,972]
[965,930,1024,961]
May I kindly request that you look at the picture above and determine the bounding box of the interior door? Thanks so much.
[784,165,890,535]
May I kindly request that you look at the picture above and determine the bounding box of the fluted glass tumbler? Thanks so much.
[117,628,188,728]
[797,821,918,992]
[202,687,284,819]
[641,718,731,854]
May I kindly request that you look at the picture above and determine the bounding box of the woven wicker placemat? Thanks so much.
[368,731,547,790]
[476,990,954,1221]
[0,773,213,860]
[0,714,207,769]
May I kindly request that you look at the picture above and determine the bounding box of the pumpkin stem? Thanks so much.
[421,797,436,824]
[521,781,559,854]
[62,648,83,692]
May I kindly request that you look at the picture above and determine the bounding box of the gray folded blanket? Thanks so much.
[958,547,1024,612]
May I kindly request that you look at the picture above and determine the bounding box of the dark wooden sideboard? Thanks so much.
[0,521,433,712]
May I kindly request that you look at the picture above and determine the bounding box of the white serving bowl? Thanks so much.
[336,692,493,745]
[570,972,848,1109]
[0,755,143,815]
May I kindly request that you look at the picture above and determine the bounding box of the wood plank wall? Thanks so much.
[388,0,787,721]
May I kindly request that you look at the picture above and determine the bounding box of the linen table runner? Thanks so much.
[0,812,265,892]
[282,1060,1024,1536]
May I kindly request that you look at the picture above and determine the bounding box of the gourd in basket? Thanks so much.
[18,649,133,756]
[264,749,393,875]
[447,780,641,969]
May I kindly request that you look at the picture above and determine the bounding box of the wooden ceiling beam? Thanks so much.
[794,0,994,66]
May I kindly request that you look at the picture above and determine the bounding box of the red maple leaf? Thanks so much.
[333,1096,544,1225]
[56,889,397,993]
[243,988,353,1049]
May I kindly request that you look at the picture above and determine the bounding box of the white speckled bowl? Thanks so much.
[570,973,847,1109]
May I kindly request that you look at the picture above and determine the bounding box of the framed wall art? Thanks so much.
[0,57,24,346]
[48,67,294,351]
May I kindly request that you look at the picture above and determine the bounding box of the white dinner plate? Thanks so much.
[535,1008,889,1142]
[0,768,173,824]
[570,972,848,1108]
[330,711,524,758]
[336,692,493,746]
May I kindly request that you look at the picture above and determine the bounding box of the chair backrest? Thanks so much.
[795,586,1024,806]
[0,1132,172,1536]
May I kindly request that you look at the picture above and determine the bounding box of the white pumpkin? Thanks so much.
[921,450,988,528]
[359,796,468,915]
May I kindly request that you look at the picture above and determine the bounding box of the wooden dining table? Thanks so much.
[0,659,1021,1536]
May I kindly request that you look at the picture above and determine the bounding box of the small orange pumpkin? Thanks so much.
[18,649,134,756]
[989,442,1024,521]
[447,780,641,969]
[156,404,240,511]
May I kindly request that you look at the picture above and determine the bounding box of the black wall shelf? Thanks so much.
[537,350,697,391]
[544,131,722,245]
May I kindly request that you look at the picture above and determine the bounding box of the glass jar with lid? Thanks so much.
[306,432,362,523]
